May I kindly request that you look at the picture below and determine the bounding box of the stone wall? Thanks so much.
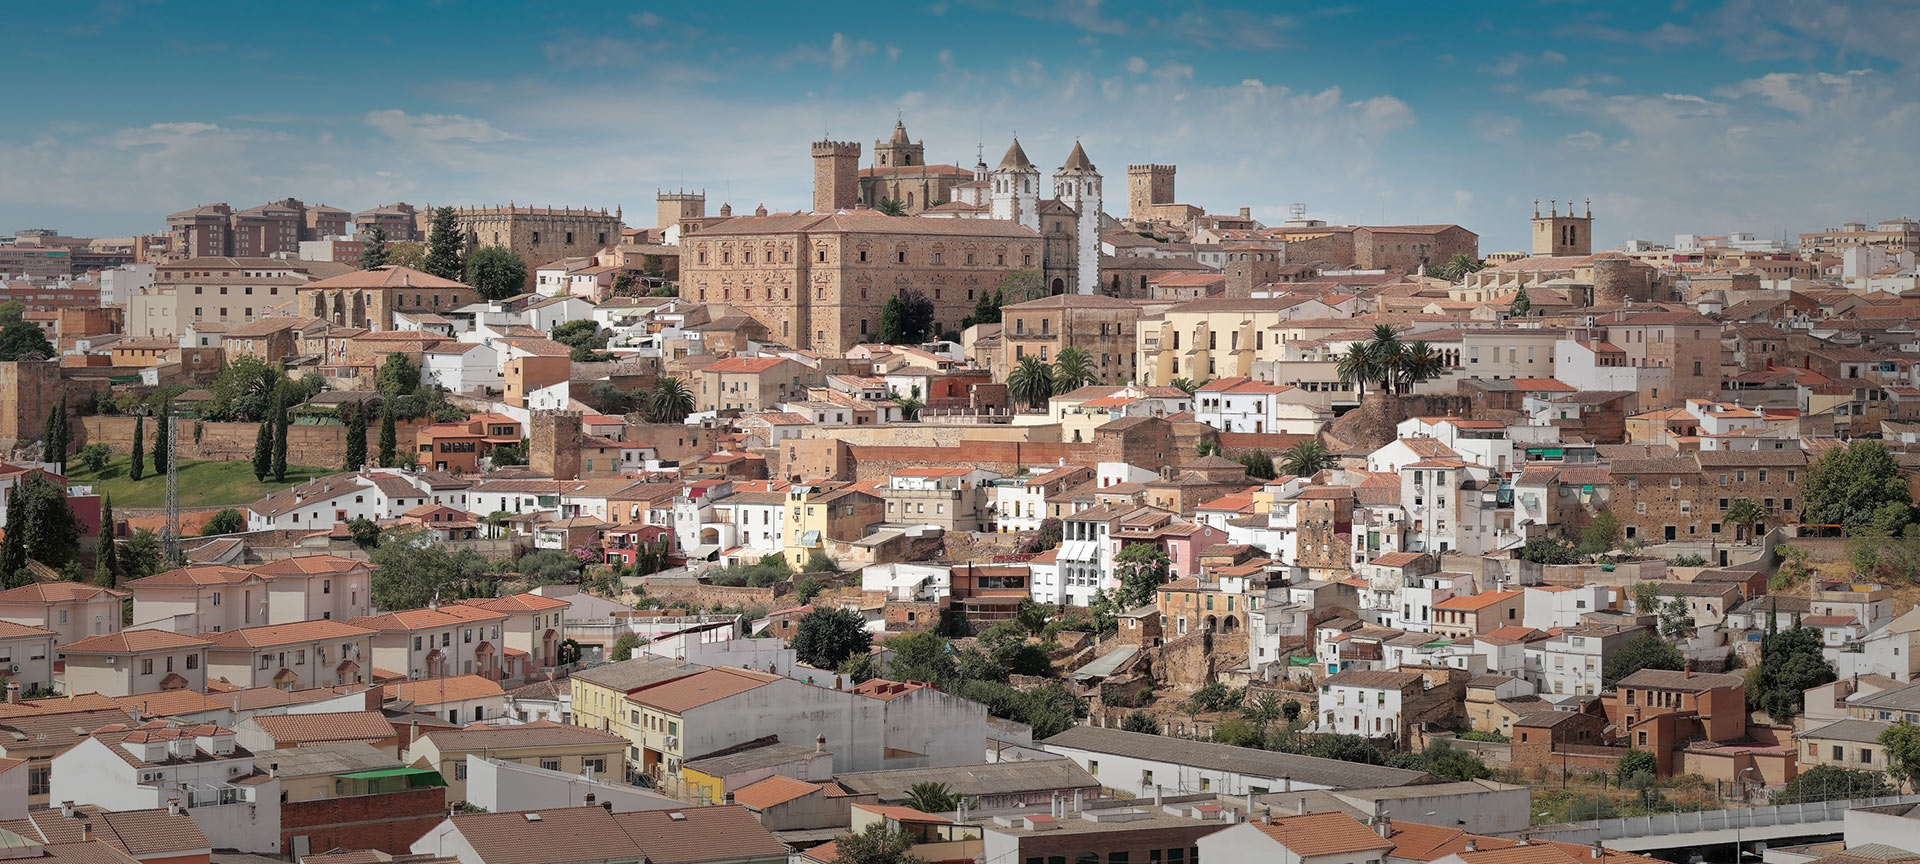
[847,441,1093,481]
[79,416,434,465]
[280,786,447,856]
[638,580,790,611]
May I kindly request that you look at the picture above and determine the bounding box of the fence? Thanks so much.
[1581,793,1920,841]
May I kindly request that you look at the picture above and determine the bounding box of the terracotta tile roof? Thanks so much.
[382,675,506,706]
[350,605,508,632]
[0,582,126,604]
[703,356,788,374]
[461,593,570,613]
[304,265,468,290]
[1369,551,1429,568]
[202,619,374,649]
[626,667,781,714]
[251,555,367,577]
[124,565,259,588]
[730,773,824,809]
[60,630,211,654]
[0,804,209,857]
[1432,589,1522,611]
[246,710,395,745]
[442,804,783,864]
[1250,811,1396,857]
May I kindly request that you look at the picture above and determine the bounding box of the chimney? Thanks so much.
[1465,839,1478,853]
[80,824,91,842]
[601,801,612,813]
[815,734,827,754]
[585,793,597,805]
[1375,815,1392,838]
[833,675,843,690]
[6,682,18,704]
[1280,775,1291,793]
[1073,789,1082,813]
[1051,793,1060,819]
[1245,792,1255,814]
[1297,799,1307,815]
[1151,785,1162,808]
[269,762,278,777]
[1591,840,1605,859]
[59,801,73,819]
[167,800,180,817]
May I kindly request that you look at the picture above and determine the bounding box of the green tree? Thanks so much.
[270,393,290,483]
[1578,511,1621,556]
[1616,748,1658,785]
[996,270,1046,304]
[465,246,528,301]
[1629,581,1662,615]
[11,475,81,568]
[201,508,245,536]
[834,820,926,864]
[1238,449,1277,481]
[893,394,924,422]
[792,607,872,669]
[250,419,272,481]
[378,403,397,468]
[1801,440,1913,535]
[368,529,494,610]
[343,401,368,471]
[1335,341,1372,404]
[553,320,608,362]
[208,355,283,422]
[376,353,420,397]
[129,415,145,481]
[94,494,119,587]
[1122,710,1160,735]
[1880,720,1920,791]
[1307,734,1389,765]
[1517,535,1579,565]
[517,549,583,584]
[904,782,956,813]
[1751,623,1836,722]
[1195,439,1222,458]
[1773,765,1891,804]
[0,321,54,361]
[1006,355,1055,411]
[421,206,464,280]
[359,225,389,269]
[1422,741,1493,781]
[966,288,1003,327]
[611,633,640,661]
[886,630,956,684]
[1052,346,1097,393]
[1279,439,1334,477]
[1281,699,1302,723]
[1439,253,1485,281]
[122,529,162,581]
[75,443,110,475]
[1726,497,1769,543]
[1213,717,1263,748]
[1509,285,1531,317]
[803,549,840,574]
[0,488,23,588]
[1170,377,1202,397]
[838,651,881,684]
[0,301,22,323]
[1657,596,1694,638]
[875,198,907,217]
[150,406,170,475]
[647,378,696,424]
[1015,599,1052,636]
[43,398,67,468]
[1602,633,1685,687]
[348,517,381,549]
[1112,543,1170,609]
[385,240,426,270]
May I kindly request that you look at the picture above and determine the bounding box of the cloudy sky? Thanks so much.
[4,0,1917,250]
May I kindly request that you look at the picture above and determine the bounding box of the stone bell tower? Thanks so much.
[1533,197,1593,257]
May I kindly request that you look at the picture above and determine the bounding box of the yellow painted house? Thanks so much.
[566,655,704,782]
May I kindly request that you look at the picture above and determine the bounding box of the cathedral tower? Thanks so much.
[1532,197,1592,257]
[990,138,1040,230]
[1127,164,1176,223]
[1053,141,1102,294]
[872,120,925,169]
[812,140,861,212]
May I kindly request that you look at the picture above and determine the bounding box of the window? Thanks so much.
[456,763,468,781]
[1088,759,1098,775]
[259,654,272,670]
[141,658,154,675]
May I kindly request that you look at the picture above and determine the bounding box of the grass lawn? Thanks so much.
[67,455,332,509]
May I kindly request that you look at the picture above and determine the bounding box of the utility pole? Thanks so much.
[163,409,181,565]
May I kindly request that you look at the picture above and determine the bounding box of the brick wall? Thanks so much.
[281,786,446,855]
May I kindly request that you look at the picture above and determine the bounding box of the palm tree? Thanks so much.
[1439,253,1484,281]
[905,781,957,813]
[1053,346,1097,393]
[1335,342,1372,403]
[647,377,695,424]
[1726,498,1768,544]
[1279,439,1335,477]
[876,198,908,217]
[894,395,925,422]
[1006,355,1055,411]
[1170,377,1202,397]
[1366,324,1405,394]
[1399,340,1445,392]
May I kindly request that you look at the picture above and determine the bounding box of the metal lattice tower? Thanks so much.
[163,412,181,563]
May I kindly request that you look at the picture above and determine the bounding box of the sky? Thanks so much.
[4,0,1920,251]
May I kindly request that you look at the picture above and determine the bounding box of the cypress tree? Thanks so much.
[343,402,367,471]
[94,494,118,588]
[378,403,397,468]
[251,421,272,481]
[44,399,66,468]
[0,489,24,589]
[422,206,463,280]
[129,415,145,481]
[151,404,170,475]
[271,395,289,482]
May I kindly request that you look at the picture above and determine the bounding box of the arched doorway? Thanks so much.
[1051,278,1065,294]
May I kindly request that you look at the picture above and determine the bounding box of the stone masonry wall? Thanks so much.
[79,416,434,465]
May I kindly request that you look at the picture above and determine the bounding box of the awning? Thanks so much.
[338,767,442,780]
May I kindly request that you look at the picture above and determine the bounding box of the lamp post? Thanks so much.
[1732,766,1760,863]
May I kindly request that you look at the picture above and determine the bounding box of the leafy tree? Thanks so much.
[359,225,389,269]
[997,270,1046,304]
[0,321,53,361]
[369,530,495,610]
[1020,518,1062,554]
[1750,622,1836,722]
[343,401,368,471]
[553,320,609,362]
[1801,441,1913,536]
[834,820,925,864]
[1186,682,1243,713]
[0,301,22,323]
[208,356,283,422]
[1052,346,1097,393]
[74,443,110,475]
[1657,596,1694,638]
[1439,253,1485,281]
[837,651,881,684]
[1578,511,1621,556]
[1121,710,1160,734]
[1282,699,1302,723]
[1238,449,1277,481]
[1616,748,1658,785]
[886,630,956,684]
[129,415,145,481]
[792,607,872,669]
[1509,285,1531,317]
[875,198,908,217]
[201,508,245,536]
[348,517,381,549]
[1279,440,1334,477]
[648,378,696,424]
[1214,717,1263,747]
[879,289,935,344]
[1773,765,1891,804]
[1006,355,1055,411]
[251,419,272,481]
[1112,543,1170,610]
[794,575,824,605]
[904,782,956,813]
[1015,599,1052,637]
[517,549,583,584]
[421,206,464,280]
[121,529,162,580]
[611,633,641,662]
[270,393,289,483]
[893,394,924,422]
[1087,588,1119,633]
[1629,581,1662,615]
[150,405,170,475]
[11,475,80,568]
[376,353,420,397]
[1517,535,1579,565]
[378,403,397,468]
[1880,721,1920,792]
[1243,692,1282,725]
[803,549,840,574]
[1726,497,1769,543]
[1307,734,1389,765]
[385,240,426,270]
[465,246,528,301]
[1422,741,1493,781]
[966,288,1003,327]
[94,495,119,587]
[1602,633,1685,687]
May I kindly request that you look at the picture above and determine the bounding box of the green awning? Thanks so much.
[338,767,442,780]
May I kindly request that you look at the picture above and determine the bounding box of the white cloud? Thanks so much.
[628,11,661,28]
[781,32,877,71]
[1125,56,1147,75]
[1563,130,1604,148]
[363,109,521,144]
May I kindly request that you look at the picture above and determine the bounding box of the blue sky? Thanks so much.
[5,0,1918,250]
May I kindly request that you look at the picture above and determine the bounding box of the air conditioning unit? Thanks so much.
[7,664,18,674]
[663,735,680,749]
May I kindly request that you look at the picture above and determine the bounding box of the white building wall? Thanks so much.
[463,756,680,814]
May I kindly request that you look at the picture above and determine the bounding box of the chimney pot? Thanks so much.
[1151,785,1162,808]
[815,734,826,754]
[59,801,73,818]
[585,793,596,804]
[601,800,612,812]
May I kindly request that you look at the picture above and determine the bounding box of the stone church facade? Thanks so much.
[449,205,624,290]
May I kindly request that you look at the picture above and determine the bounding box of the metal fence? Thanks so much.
[1582,793,1920,841]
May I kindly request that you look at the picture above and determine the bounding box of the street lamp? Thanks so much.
[1732,767,1760,863]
